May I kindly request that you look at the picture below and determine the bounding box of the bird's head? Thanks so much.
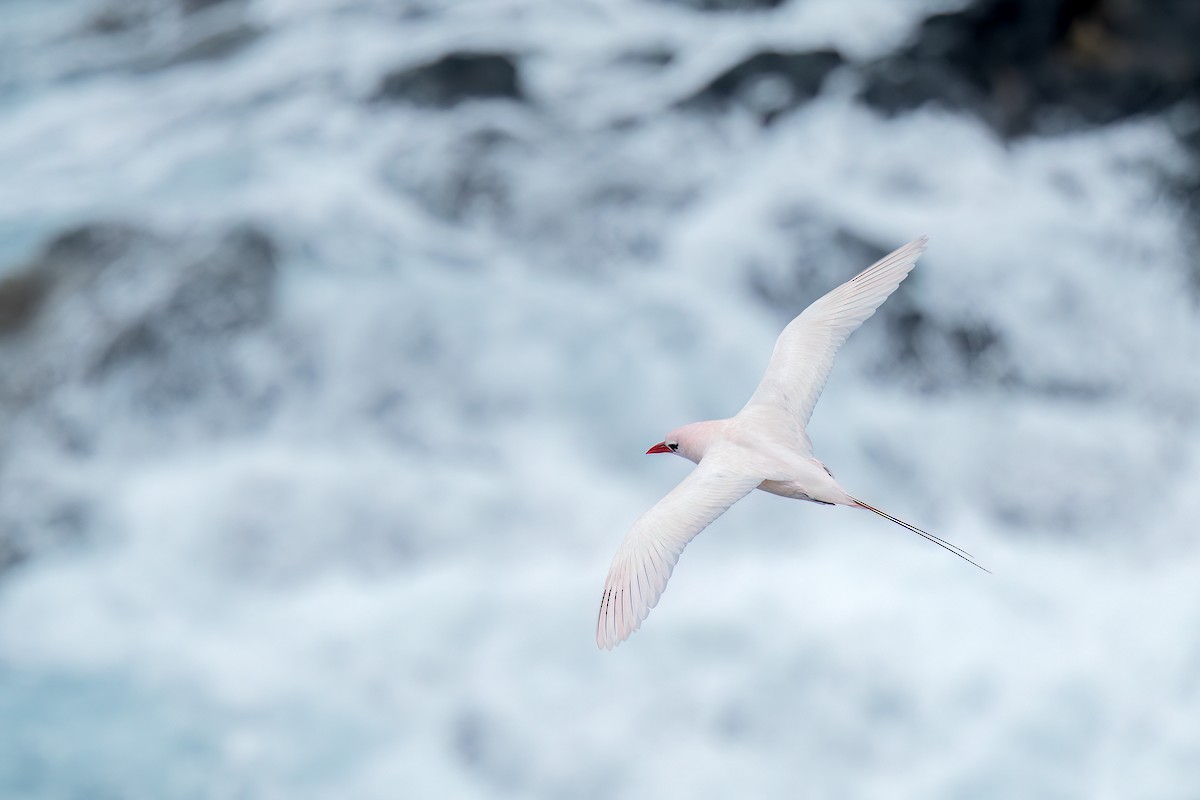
[646,422,718,464]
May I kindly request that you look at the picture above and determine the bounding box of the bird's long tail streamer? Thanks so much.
[850,497,991,573]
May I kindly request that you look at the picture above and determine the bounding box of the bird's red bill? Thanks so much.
[645,441,672,454]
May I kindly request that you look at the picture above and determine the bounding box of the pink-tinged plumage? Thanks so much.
[597,236,987,650]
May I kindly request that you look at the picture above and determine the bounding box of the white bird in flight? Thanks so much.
[597,236,987,650]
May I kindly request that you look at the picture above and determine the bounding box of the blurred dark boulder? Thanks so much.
[0,221,278,413]
[0,272,50,336]
[860,0,1200,137]
[162,21,262,67]
[0,488,91,574]
[88,0,242,31]
[381,127,524,224]
[373,53,524,107]
[181,0,239,14]
[0,221,280,576]
[616,49,676,68]
[883,308,1011,392]
[83,0,263,72]
[681,50,844,124]
[660,0,787,10]
[0,223,145,343]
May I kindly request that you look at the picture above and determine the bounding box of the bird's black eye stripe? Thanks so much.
[668,442,678,451]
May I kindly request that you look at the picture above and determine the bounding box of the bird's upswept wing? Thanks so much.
[596,458,765,649]
[741,237,927,430]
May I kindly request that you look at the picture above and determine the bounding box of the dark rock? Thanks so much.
[0,538,25,574]
[616,49,676,68]
[664,0,787,9]
[83,0,262,73]
[0,222,278,409]
[87,5,154,35]
[380,126,528,225]
[0,479,93,578]
[163,22,262,67]
[41,222,145,264]
[0,223,146,340]
[860,0,1200,137]
[0,221,284,577]
[165,225,277,337]
[0,272,51,336]
[373,53,524,107]
[86,225,278,398]
[181,0,239,14]
[885,308,1010,390]
[92,321,165,377]
[681,50,843,124]
[88,0,241,30]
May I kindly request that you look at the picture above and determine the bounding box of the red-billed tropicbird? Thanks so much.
[597,236,987,649]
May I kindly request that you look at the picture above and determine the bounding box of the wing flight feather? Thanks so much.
[596,459,764,649]
[740,237,927,429]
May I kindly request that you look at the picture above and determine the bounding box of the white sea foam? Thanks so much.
[0,0,1198,798]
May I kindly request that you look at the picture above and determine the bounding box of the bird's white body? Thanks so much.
[597,237,984,650]
[668,417,847,504]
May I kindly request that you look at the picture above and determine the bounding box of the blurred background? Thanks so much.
[2,0,1199,797]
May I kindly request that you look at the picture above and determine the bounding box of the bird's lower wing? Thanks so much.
[596,460,764,649]
[740,237,926,429]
